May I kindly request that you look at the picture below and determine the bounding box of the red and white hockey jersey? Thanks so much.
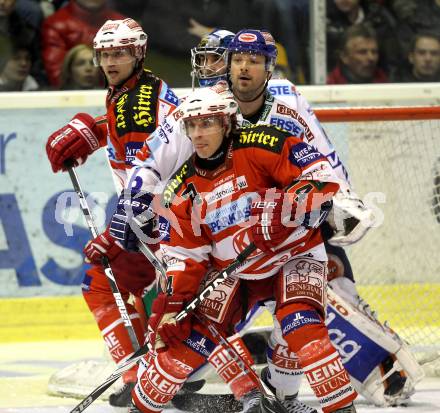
[161,125,340,297]
[90,68,178,191]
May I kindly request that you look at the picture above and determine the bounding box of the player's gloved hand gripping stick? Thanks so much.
[65,162,140,353]
[68,231,256,412]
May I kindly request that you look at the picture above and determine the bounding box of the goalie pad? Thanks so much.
[327,190,375,247]
[326,287,424,406]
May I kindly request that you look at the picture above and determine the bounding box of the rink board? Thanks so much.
[1,282,439,345]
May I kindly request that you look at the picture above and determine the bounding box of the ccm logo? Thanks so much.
[252,201,277,208]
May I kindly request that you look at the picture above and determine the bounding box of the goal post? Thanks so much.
[316,105,440,353]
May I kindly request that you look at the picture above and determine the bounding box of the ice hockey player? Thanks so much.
[45,18,179,408]
[127,88,358,413]
[106,28,317,413]
[118,28,422,410]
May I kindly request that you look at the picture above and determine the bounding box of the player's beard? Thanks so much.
[232,78,267,103]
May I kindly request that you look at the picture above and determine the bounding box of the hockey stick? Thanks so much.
[65,163,140,353]
[139,242,287,413]
[68,242,255,413]
[200,314,288,413]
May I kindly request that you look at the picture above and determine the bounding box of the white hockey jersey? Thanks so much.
[127,80,351,194]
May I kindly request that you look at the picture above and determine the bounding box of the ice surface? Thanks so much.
[1,340,439,413]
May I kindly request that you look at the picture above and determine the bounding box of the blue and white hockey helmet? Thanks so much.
[191,29,235,87]
[227,29,278,72]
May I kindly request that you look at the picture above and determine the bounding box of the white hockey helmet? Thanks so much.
[181,85,238,136]
[182,86,238,121]
[93,18,147,66]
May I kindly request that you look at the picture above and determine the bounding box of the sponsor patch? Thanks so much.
[81,274,92,292]
[237,127,284,152]
[275,104,315,141]
[184,331,216,358]
[289,142,324,168]
[205,196,253,234]
[158,216,170,242]
[162,87,179,106]
[205,176,248,205]
[125,142,144,165]
[270,116,304,135]
[238,32,257,42]
[268,84,297,96]
[155,125,170,144]
[281,310,321,336]
[282,258,326,308]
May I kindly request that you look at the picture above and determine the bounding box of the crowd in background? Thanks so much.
[0,0,439,92]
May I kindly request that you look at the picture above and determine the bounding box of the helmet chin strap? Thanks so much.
[231,76,270,103]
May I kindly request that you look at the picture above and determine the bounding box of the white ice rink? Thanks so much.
[1,340,439,413]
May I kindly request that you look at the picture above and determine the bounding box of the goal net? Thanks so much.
[315,106,440,357]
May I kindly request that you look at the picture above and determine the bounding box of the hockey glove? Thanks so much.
[327,190,374,247]
[83,226,123,265]
[109,190,155,251]
[250,188,297,253]
[148,293,193,351]
[46,113,100,172]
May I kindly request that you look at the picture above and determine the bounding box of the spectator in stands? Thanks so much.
[259,0,309,83]
[392,0,440,60]
[0,0,45,84]
[391,33,440,82]
[327,23,388,84]
[15,0,55,30]
[60,44,101,90]
[140,0,264,86]
[41,0,124,87]
[326,0,398,73]
[0,38,39,91]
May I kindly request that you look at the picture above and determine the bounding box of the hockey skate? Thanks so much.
[331,403,356,413]
[128,402,142,412]
[261,367,317,413]
[241,389,262,413]
[109,381,135,407]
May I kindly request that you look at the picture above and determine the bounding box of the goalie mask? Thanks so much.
[93,18,148,67]
[191,29,235,87]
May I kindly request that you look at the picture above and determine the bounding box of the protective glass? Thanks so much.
[93,47,136,67]
[183,115,224,138]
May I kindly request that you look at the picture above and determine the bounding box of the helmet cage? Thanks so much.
[191,29,235,87]
[191,47,228,86]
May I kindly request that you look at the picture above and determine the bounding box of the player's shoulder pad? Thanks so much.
[233,124,290,154]
[113,69,162,136]
[162,160,197,207]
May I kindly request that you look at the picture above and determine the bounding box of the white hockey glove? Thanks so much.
[327,190,375,247]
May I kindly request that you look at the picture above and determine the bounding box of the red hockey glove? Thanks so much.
[83,227,123,265]
[250,188,297,253]
[148,293,193,351]
[46,113,100,172]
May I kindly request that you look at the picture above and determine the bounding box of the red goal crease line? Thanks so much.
[315,106,440,122]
